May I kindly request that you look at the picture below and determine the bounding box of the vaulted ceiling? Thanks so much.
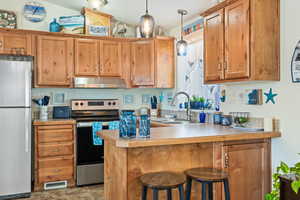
[45,0,216,28]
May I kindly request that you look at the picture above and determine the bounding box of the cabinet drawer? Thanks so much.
[37,125,73,131]
[38,129,73,143]
[38,157,74,183]
[38,142,74,157]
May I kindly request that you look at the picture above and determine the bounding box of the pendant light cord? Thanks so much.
[180,13,183,40]
[146,0,149,14]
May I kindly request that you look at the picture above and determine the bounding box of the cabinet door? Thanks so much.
[131,40,155,86]
[155,38,175,88]
[121,42,132,88]
[224,0,250,79]
[36,36,74,87]
[75,39,99,76]
[0,32,32,55]
[224,142,271,200]
[204,9,224,82]
[100,41,122,77]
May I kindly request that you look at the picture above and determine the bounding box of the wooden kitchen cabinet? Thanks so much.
[223,141,271,200]
[33,120,76,191]
[155,37,175,88]
[100,40,122,77]
[35,35,74,87]
[202,0,280,83]
[121,42,132,88]
[204,10,224,82]
[75,38,99,76]
[0,32,32,55]
[131,40,155,87]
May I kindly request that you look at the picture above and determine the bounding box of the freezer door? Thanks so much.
[0,108,31,197]
[0,58,32,107]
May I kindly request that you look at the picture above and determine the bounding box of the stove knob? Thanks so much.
[112,102,116,106]
[75,102,79,106]
[108,102,112,106]
[80,102,84,106]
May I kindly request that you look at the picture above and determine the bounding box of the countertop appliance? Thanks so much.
[0,55,32,199]
[71,99,120,186]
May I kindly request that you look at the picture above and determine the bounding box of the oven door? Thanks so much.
[76,121,111,166]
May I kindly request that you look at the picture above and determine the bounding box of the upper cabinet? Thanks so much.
[35,35,74,87]
[155,37,175,88]
[204,10,224,82]
[74,38,99,77]
[202,0,280,83]
[131,40,155,87]
[0,32,32,55]
[100,41,122,77]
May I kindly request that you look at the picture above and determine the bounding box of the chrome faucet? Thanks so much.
[171,91,191,121]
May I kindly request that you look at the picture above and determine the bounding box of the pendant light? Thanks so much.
[177,9,188,56]
[140,0,155,38]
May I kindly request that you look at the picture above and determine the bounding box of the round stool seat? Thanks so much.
[140,171,186,189]
[185,167,228,181]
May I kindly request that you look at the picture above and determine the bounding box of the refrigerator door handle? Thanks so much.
[24,64,31,107]
[25,109,30,153]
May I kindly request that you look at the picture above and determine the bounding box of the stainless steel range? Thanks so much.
[71,99,120,186]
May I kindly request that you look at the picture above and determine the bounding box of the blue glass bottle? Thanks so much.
[119,110,136,138]
[49,18,60,32]
[199,112,206,123]
[139,114,150,138]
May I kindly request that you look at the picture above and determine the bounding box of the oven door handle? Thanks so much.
[77,122,110,128]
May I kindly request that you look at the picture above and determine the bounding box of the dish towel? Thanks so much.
[108,121,120,130]
[92,122,103,146]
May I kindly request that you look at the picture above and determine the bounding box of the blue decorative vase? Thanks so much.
[119,110,136,138]
[49,18,60,32]
[139,114,150,138]
[199,112,206,123]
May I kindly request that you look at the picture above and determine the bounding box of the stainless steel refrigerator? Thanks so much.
[0,55,32,199]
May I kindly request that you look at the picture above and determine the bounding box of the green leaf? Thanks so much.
[280,162,290,173]
[291,180,300,194]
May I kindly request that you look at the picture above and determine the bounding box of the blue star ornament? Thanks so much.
[264,88,278,104]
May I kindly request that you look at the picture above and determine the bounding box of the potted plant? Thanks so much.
[265,157,300,200]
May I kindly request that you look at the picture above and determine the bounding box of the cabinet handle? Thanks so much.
[224,61,228,71]
[224,152,229,168]
[0,40,3,48]
[218,62,222,71]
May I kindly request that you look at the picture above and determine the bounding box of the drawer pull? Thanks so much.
[53,169,62,173]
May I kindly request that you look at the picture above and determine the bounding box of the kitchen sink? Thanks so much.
[151,118,191,125]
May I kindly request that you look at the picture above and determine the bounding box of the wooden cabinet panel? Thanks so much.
[223,142,270,200]
[36,36,74,87]
[0,32,32,55]
[38,129,73,143]
[75,38,99,76]
[131,40,155,86]
[38,142,74,157]
[100,40,122,77]
[121,42,132,88]
[155,38,175,88]
[204,10,224,82]
[38,156,74,183]
[224,0,250,79]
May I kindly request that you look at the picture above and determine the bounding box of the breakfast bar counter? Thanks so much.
[98,124,281,200]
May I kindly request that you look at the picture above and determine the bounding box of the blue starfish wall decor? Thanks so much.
[264,88,278,104]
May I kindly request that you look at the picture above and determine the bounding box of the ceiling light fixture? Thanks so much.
[177,9,188,56]
[139,0,155,38]
[87,0,108,10]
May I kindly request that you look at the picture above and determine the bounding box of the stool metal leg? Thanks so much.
[178,185,185,200]
[142,186,148,200]
[208,182,213,200]
[185,177,192,200]
[167,189,172,200]
[202,182,207,200]
[223,179,231,200]
[153,189,159,200]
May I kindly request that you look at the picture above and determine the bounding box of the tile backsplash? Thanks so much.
[32,88,167,119]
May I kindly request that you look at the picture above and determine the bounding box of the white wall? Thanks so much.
[221,0,299,167]
[0,0,79,31]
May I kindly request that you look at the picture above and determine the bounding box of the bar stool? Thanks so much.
[184,168,230,200]
[140,171,186,200]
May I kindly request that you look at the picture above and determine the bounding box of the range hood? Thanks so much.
[74,77,126,89]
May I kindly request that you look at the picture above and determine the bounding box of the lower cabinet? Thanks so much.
[33,120,76,191]
[222,141,271,200]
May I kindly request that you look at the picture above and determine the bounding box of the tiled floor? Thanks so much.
[23,185,104,200]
